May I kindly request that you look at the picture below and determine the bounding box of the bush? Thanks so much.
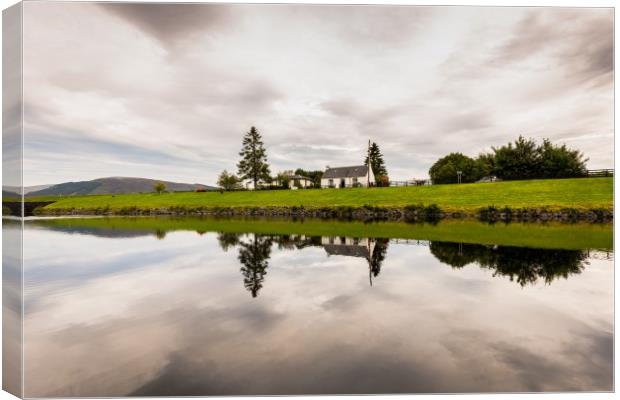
[429,153,485,184]
[154,182,166,194]
[491,136,587,181]
[378,175,390,187]
[218,170,242,191]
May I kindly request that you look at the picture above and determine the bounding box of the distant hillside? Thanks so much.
[2,190,20,199]
[26,177,216,197]
[4,184,53,195]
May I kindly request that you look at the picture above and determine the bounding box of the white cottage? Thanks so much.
[287,174,314,189]
[273,172,314,189]
[321,165,375,188]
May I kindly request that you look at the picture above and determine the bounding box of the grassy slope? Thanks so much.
[27,217,613,250]
[36,177,613,213]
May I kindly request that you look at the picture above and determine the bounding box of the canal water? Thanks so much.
[7,217,613,396]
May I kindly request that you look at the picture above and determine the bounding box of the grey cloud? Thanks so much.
[23,102,197,167]
[321,98,359,117]
[334,5,434,47]
[558,14,613,86]
[98,3,232,48]
[435,110,492,134]
[98,3,433,53]
[491,12,561,65]
[41,48,283,113]
[212,79,283,111]
[320,98,406,132]
[492,9,613,85]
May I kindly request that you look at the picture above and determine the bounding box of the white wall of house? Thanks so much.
[288,179,313,189]
[320,168,375,188]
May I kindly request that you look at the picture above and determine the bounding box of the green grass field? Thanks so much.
[33,177,612,213]
[25,216,612,250]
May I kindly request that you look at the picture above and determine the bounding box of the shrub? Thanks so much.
[429,153,485,184]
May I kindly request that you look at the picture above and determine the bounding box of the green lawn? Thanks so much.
[25,216,612,250]
[35,177,612,213]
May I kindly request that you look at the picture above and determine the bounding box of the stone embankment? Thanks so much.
[35,204,613,223]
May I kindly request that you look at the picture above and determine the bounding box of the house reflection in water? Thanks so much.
[322,236,388,286]
[322,236,375,258]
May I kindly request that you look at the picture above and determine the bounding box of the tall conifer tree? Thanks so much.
[237,126,271,188]
[364,142,388,184]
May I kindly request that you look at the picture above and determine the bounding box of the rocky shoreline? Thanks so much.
[34,204,613,223]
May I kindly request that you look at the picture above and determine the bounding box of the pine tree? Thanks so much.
[237,126,271,189]
[364,142,388,184]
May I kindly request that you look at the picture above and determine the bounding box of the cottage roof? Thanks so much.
[323,165,368,179]
[289,174,312,180]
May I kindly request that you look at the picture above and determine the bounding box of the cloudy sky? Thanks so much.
[22,3,613,186]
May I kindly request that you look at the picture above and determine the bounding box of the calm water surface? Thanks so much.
[14,218,613,396]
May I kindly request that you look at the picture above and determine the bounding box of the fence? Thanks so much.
[388,179,432,187]
[587,169,613,177]
[324,183,373,189]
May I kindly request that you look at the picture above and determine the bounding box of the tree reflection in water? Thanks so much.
[369,238,389,283]
[215,232,590,295]
[237,234,273,298]
[217,232,242,252]
[429,241,589,286]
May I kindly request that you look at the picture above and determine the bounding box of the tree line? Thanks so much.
[218,126,391,190]
[430,241,587,287]
[428,136,589,184]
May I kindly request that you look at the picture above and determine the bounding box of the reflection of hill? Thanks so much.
[429,241,589,286]
[29,225,155,239]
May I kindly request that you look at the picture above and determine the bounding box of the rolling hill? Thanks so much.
[2,190,20,199]
[4,184,53,195]
[26,177,216,197]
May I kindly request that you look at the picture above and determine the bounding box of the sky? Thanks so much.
[22,3,613,186]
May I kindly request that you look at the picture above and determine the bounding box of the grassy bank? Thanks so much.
[33,178,612,216]
[26,217,613,250]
